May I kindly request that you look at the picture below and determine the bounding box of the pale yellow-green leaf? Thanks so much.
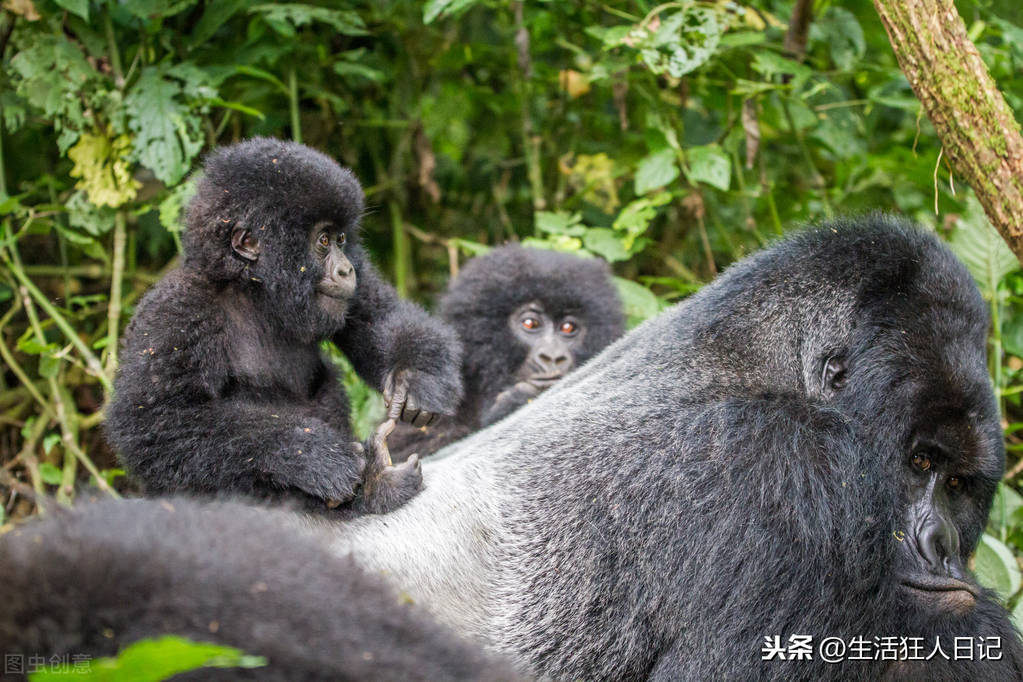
[68,133,140,208]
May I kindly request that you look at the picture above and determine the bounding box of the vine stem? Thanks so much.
[4,246,113,394]
[105,210,126,376]
[288,67,302,144]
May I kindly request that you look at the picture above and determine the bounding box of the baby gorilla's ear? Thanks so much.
[231,227,261,262]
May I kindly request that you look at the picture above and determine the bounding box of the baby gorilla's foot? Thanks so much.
[350,420,424,515]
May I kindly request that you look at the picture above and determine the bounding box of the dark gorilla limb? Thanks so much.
[390,246,624,461]
[0,498,518,682]
[105,138,462,513]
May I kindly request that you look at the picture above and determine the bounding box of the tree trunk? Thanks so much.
[873,0,1023,262]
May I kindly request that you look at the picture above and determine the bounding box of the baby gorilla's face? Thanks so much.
[310,220,357,319]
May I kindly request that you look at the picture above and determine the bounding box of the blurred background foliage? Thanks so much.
[3,0,1023,621]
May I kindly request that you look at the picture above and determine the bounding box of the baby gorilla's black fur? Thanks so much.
[0,498,518,681]
[104,138,462,512]
[390,246,624,459]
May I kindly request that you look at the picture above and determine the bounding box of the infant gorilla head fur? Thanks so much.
[0,497,518,681]
[184,136,363,338]
[390,245,624,460]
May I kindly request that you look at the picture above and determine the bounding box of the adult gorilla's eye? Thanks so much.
[521,317,541,331]
[317,232,330,249]
[559,321,577,335]
[911,452,932,471]
[337,233,346,247]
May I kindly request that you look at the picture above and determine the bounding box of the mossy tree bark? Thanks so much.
[874,0,1023,261]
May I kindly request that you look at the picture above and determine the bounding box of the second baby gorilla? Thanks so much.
[105,138,462,513]
[390,245,625,460]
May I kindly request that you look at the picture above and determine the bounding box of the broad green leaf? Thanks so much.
[29,636,265,682]
[424,0,481,24]
[124,68,204,185]
[55,0,89,20]
[38,462,63,486]
[190,0,250,46]
[974,533,1022,601]
[122,0,198,20]
[810,8,865,71]
[66,191,116,236]
[158,180,198,234]
[686,144,731,191]
[451,239,491,256]
[634,148,679,195]
[535,211,586,237]
[42,433,61,456]
[67,133,140,209]
[250,4,367,36]
[39,354,60,379]
[614,276,662,328]
[989,483,1023,536]
[613,192,672,250]
[947,195,1020,296]
[9,35,98,151]
[583,228,629,262]
[627,7,724,78]
[521,235,584,253]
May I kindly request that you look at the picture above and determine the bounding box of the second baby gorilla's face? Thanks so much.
[310,221,357,318]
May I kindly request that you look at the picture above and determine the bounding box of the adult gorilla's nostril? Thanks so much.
[917,516,960,575]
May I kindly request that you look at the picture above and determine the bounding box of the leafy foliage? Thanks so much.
[2,0,1023,637]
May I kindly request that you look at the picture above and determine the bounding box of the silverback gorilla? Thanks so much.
[390,246,625,460]
[3,216,1021,680]
[338,216,1023,679]
[104,138,461,513]
[0,498,518,681]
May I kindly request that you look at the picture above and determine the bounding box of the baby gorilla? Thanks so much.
[391,246,624,460]
[105,138,463,513]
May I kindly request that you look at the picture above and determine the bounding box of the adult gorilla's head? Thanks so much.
[477,215,1020,680]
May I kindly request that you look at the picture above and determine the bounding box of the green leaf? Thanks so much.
[974,533,1021,601]
[124,67,205,185]
[39,353,60,379]
[810,8,865,71]
[451,239,491,256]
[583,228,629,262]
[628,7,724,78]
[634,148,679,195]
[686,144,731,191]
[42,433,62,456]
[54,0,89,20]
[67,133,140,208]
[250,4,367,36]
[66,191,116,237]
[38,462,63,486]
[535,211,586,237]
[613,192,672,250]
[989,483,1023,536]
[158,180,198,234]
[190,0,250,46]
[614,276,662,328]
[424,0,482,24]
[29,636,265,682]
[947,195,1020,296]
[123,0,199,20]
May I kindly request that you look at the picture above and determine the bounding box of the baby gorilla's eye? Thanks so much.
[559,321,577,335]
[336,233,346,247]
[911,452,932,472]
[947,476,962,491]
[317,232,330,249]
[521,317,540,331]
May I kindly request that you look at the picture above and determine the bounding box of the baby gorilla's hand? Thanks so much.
[348,419,424,515]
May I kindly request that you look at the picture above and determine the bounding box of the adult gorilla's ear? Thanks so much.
[231,227,260,262]
[820,354,848,397]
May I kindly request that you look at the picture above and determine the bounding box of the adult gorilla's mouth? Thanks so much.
[900,575,979,612]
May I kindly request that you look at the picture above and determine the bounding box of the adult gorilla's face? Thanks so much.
[820,258,1004,622]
